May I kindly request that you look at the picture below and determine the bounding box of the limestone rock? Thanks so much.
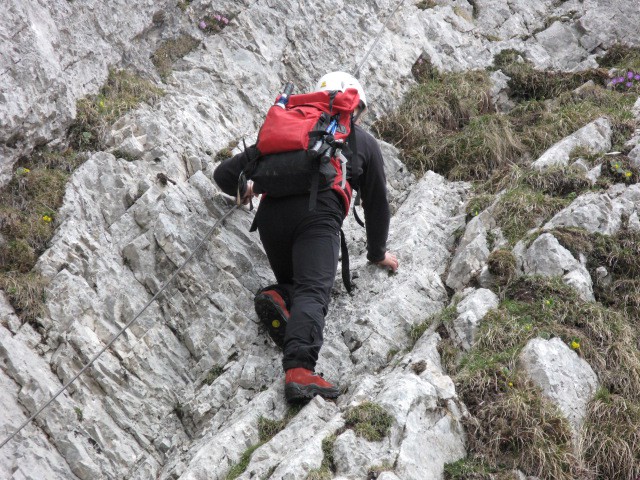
[489,69,515,112]
[3,0,640,478]
[519,337,599,437]
[543,183,640,235]
[452,288,499,350]
[522,233,594,301]
[531,117,612,170]
[446,205,495,291]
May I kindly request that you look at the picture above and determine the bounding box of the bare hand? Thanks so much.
[376,252,399,272]
[241,181,258,205]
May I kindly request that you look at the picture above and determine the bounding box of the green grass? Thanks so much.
[225,444,262,480]
[375,56,638,181]
[344,402,393,442]
[494,187,569,244]
[581,392,640,479]
[151,35,200,81]
[597,43,640,73]
[305,434,337,480]
[416,0,438,9]
[202,365,224,386]
[68,69,164,150]
[486,249,517,284]
[451,275,640,477]
[410,306,457,344]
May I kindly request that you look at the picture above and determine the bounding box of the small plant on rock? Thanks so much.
[487,249,517,285]
[198,12,234,34]
[151,35,200,81]
[344,402,393,442]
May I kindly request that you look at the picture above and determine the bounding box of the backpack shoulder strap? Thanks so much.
[348,121,365,228]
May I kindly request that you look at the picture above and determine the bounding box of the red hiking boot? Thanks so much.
[254,287,289,349]
[285,368,341,403]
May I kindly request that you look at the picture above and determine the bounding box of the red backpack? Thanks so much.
[242,87,361,215]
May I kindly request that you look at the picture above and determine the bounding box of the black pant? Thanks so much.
[256,191,343,371]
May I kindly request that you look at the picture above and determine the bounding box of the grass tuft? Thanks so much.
[151,35,200,81]
[487,249,516,284]
[202,365,224,386]
[454,275,640,476]
[581,393,640,479]
[494,186,568,244]
[0,273,48,327]
[375,58,637,181]
[68,69,163,150]
[305,434,337,480]
[344,402,393,442]
[597,43,640,72]
[225,444,261,480]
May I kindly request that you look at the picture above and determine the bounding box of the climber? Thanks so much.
[213,71,398,403]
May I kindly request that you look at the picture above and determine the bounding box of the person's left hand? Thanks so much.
[241,181,258,205]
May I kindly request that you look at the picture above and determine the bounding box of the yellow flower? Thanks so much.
[571,340,580,350]
[23,168,30,173]
[42,215,52,223]
[99,99,105,108]
[625,171,632,178]
[614,163,620,169]
[525,324,532,331]
[508,382,513,387]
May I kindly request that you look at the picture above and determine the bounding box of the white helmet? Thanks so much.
[316,71,367,109]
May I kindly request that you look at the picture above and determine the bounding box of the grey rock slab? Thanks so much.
[446,202,497,292]
[490,69,516,112]
[339,332,465,480]
[633,98,640,118]
[629,144,640,169]
[333,429,395,478]
[543,184,640,235]
[0,290,21,334]
[531,117,612,170]
[586,164,602,185]
[0,367,79,480]
[519,337,599,437]
[522,233,594,301]
[533,21,588,70]
[452,288,499,350]
[331,171,467,375]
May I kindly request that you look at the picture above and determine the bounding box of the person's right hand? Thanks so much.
[376,251,399,272]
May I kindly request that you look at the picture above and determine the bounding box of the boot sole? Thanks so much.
[255,295,288,349]
[285,382,341,403]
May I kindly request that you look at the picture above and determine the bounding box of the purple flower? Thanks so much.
[627,82,633,88]
[635,74,640,81]
[215,14,221,21]
[199,20,207,29]
[618,76,625,83]
[222,17,229,24]
[611,78,619,84]
[628,71,634,79]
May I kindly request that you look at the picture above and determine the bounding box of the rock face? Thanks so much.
[543,183,640,235]
[531,117,612,170]
[520,233,595,302]
[451,288,499,350]
[2,0,640,479]
[519,337,599,438]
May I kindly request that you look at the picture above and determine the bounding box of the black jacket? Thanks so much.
[213,125,390,262]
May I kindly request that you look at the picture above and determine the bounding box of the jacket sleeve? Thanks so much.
[212,147,253,198]
[356,128,390,263]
